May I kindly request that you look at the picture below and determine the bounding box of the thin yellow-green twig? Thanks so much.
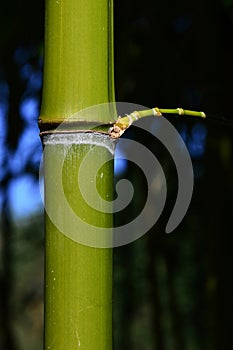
[109,107,206,138]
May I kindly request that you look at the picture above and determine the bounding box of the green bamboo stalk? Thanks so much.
[40,0,115,122]
[40,0,115,349]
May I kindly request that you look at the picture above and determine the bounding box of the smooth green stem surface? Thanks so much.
[40,0,115,123]
[40,0,115,349]
[44,136,114,349]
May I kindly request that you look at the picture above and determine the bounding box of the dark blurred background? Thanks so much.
[0,0,233,349]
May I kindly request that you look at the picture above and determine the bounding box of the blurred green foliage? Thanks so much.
[10,215,44,350]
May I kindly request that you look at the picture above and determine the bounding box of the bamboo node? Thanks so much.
[177,108,184,115]
[152,108,162,116]
[201,112,206,118]
[108,125,124,138]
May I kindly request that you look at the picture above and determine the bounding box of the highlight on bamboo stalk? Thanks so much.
[109,107,206,138]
